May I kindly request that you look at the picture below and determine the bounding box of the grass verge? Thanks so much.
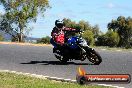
[0,72,111,88]
[91,46,132,51]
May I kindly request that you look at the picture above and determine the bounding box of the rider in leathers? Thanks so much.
[50,20,77,48]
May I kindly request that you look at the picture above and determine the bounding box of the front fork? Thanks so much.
[78,45,92,53]
[78,44,95,57]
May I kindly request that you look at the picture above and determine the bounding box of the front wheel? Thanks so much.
[87,49,102,65]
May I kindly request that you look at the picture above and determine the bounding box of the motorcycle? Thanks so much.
[52,30,102,65]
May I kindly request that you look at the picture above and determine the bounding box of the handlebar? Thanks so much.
[64,29,84,38]
[65,29,84,33]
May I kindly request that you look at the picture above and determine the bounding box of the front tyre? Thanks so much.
[87,49,102,65]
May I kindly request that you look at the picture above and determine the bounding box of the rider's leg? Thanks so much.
[50,38,58,48]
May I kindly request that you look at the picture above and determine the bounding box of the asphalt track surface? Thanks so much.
[0,44,131,88]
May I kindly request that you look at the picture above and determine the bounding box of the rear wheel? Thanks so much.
[54,48,68,63]
[59,58,68,63]
[54,54,68,63]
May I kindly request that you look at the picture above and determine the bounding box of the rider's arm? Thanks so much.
[63,27,82,33]
[51,27,58,41]
[63,27,76,31]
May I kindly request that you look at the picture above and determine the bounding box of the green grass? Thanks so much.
[0,72,112,88]
[91,46,132,51]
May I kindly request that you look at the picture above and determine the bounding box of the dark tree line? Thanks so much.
[108,16,132,48]
[95,30,120,47]
[63,17,132,48]
[37,36,51,44]
[39,17,132,49]
[0,34,4,41]
[63,18,101,45]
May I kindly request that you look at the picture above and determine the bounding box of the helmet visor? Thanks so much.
[57,23,63,28]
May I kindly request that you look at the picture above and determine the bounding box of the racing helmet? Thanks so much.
[55,19,64,28]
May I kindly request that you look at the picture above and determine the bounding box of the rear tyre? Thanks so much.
[54,54,68,63]
[54,48,68,63]
[59,58,68,63]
